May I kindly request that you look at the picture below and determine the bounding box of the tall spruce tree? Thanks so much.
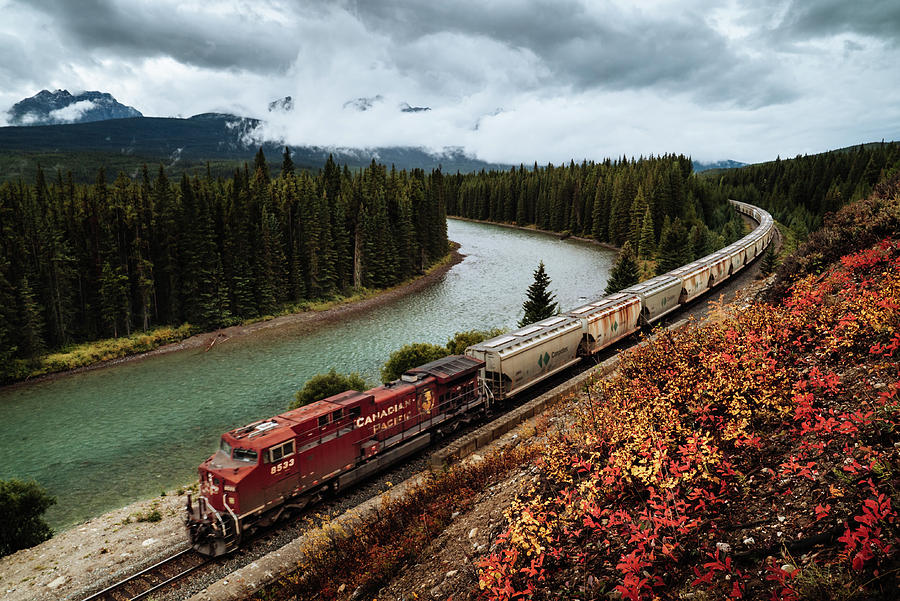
[656,217,690,274]
[281,146,294,177]
[605,241,640,294]
[638,207,656,259]
[519,261,558,327]
[0,256,18,370]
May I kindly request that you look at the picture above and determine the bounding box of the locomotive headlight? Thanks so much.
[227,496,235,505]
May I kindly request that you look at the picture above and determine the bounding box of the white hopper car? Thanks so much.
[466,199,776,400]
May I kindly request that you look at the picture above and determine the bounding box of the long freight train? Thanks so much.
[186,199,775,556]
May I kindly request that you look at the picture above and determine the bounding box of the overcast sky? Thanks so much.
[1,0,898,164]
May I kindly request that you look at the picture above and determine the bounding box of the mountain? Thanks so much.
[7,89,142,126]
[400,102,431,113]
[0,112,510,182]
[268,96,294,113]
[0,113,264,159]
[693,159,747,172]
[343,95,383,111]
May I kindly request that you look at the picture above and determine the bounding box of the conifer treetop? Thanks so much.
[519,260,559,327]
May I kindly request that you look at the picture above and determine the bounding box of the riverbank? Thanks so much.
[448,215,620,251]
[2,244,464,391]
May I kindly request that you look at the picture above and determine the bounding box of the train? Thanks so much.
[185,199,775,556]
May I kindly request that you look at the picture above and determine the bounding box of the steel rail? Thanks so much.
[129,557,210,601]
[80,546,203,601]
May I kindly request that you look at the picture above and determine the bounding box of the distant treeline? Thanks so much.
[0,151,448,375]
[711,142,900,237]
[447,154,746,271]
[6,144,895,382]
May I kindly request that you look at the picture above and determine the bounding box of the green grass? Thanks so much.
[7,324,196,383]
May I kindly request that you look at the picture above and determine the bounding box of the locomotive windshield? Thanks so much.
[220,438,233,456]
[233,448,258,463]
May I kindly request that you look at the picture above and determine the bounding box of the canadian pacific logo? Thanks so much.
[355,399,413,433]
[537,352,550,368]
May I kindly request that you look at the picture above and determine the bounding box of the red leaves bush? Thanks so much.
[478,235,900,599]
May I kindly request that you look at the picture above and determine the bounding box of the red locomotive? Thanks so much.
[186,355,485,556]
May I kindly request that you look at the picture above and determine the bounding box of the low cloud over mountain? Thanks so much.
[7,89,142,126]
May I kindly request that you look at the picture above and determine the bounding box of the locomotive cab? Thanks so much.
[199,433,265,515]
[187,418,299,555]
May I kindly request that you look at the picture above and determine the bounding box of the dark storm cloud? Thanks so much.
[0,30,41,84]
[2,0,897,163]
[774,0,900,44]
[16,0,301,72]
[347,0,796,107]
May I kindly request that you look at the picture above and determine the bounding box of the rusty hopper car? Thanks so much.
[620,276,682,324]
[703,251,732,287]
[465,315,583,400]
[565,293,642,354]
[186,355,484,556]
[669,261,713,303]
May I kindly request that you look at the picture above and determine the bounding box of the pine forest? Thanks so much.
[0,152,448,380]
[447,154,747,266]
[3,144,899,383]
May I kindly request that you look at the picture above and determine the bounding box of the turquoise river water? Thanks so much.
[0,219,616,530]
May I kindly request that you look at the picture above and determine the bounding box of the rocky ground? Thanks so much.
[372,454,536,601]
[0,488,190,601]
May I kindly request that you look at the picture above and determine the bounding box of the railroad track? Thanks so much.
[81,548,210,601]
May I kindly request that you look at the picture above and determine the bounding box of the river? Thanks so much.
[0,219,616,530]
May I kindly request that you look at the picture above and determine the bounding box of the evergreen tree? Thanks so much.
[253,148,270,183]
[629,185,647,249]
[638,207,656,259]
[281,146,294,177]
[687,224,705,261]
[609,172,633,246]
[193,185,231,328]
[151,165,180,323]
[17,275,45,358]
[656,217,690,274]
[605,241,640,294]
[591,180,609,242]
[0,257,19,374]
[519,261,558,327]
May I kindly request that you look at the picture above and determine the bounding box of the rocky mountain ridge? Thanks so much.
[7,89,142,126]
